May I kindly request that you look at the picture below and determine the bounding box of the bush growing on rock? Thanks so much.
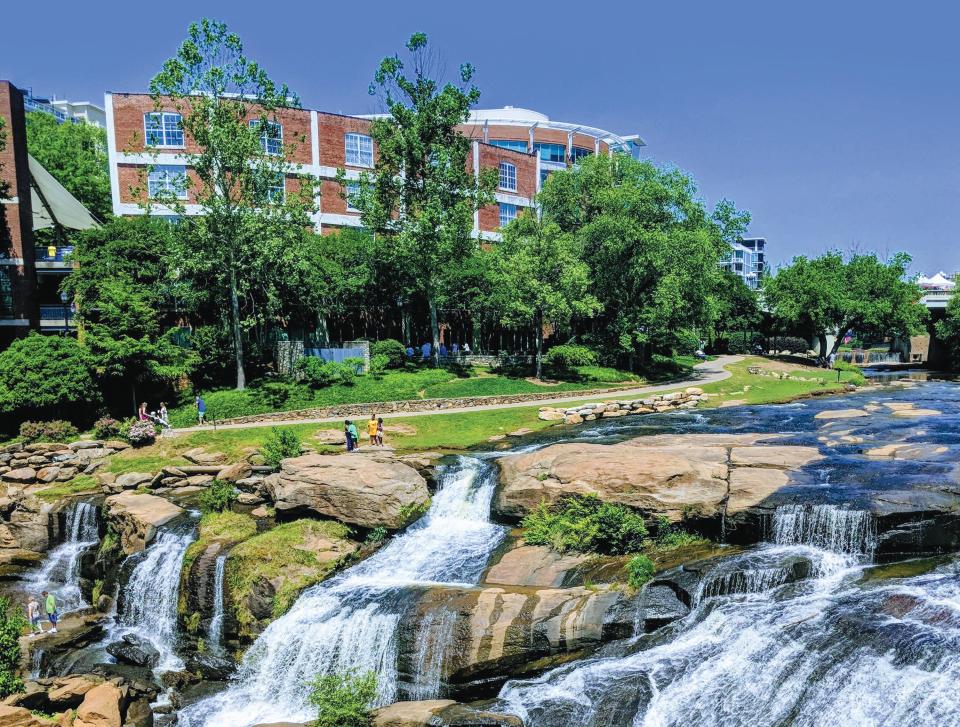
[308,669,377,727]
[199,480,239,514]
[626,554,655,589]
[260,427,302,469]
[18,419,79,443]
[370,338,406,369]
[522,494,648,555]
[0,596,26,697]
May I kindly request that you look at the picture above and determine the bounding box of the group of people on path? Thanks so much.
[138,401,172,434]
[344,414,385,452]
[26,591,58,637]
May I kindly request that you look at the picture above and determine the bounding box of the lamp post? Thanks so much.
[59,291,69,335]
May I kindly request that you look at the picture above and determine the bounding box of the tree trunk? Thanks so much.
[534,310,544,379]
[229,263,246,390]
[130,383,137,418]
[817,333,829,359]
[428,295,441,367]
[401,301,412,347]
[317,314,330,346]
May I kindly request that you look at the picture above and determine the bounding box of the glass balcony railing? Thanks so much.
[34,246,74,263]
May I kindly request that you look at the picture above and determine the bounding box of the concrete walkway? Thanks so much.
[177,356,742,434]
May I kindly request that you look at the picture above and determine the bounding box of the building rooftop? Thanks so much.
[468,106,645,151]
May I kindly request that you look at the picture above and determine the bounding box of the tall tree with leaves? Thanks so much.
[25,111,111,220]
[347,32,495,364]
[490,213,600,378]
[708,270,761,350]
[149,18,316,389]
[763,251,926,357]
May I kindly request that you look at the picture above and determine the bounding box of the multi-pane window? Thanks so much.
[0,269,12,317]
[489,139,529,153]
[539,169,551,188]
[345,133,373,167]
[498,162,517,192]
[250,120,283,155]
[571,147,592,162]
[534,142,566,163]
[147,165,187,199]
[267,174,285,203]
[144,112,184,147]
[346,181,360,212]
[499,202,517,228]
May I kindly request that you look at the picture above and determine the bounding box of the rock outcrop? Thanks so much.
[104,491,183,554]
[494,433,823,527]
[537,387,709,425]
[0,441,127,482]
[265,453,430,529]
[373,700,523,727]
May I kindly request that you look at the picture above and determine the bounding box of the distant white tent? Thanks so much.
[28,154,100,232]
[917,271,956,290]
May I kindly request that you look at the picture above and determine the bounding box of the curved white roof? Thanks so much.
[468,106,645,150]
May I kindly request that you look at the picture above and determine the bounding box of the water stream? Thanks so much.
[180,456,507,727]
[207,553,228,655]
[22,501,98,613]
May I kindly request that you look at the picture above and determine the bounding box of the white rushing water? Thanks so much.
[23,501,98,612]
[207,553,228,654]
[498,504,960,726]
[111,528,195,672]
[180,456,506,727]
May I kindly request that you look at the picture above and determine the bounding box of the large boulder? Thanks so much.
[73,682,122,727]
[483,543,591,587]
[494,433,823,525]
[106,634,160,668]
[104,492,183,554]
[266,453,430,529]
[373,700,523,727]
[0,705,52,727]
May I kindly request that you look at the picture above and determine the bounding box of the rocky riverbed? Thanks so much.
[2,373,960,726]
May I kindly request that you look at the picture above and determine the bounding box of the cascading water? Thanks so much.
[23,501,98,613]
[207,553,228,654]
[497,504,960,726]
[179,456,506,727]
[111,527,195,672]
[407,606,458,700]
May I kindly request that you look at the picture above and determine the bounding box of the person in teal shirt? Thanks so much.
[42,590,57,633]
[347,421,360,451]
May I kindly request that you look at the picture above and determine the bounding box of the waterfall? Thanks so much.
[407,606,458,700]
[23,501,99,613]
[207,554,228,654]
[772,504,876,558]
[30,649,43,679]
[696,565,792,602]
[179,456,506,727]
[113,528,195,672]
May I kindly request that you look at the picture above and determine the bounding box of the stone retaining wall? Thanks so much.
[0,440,129,484]
[538,387,708,424]
[213,383,652,426]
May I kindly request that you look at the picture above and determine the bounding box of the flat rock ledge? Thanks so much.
[105,491,184,554]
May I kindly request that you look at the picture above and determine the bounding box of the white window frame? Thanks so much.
[499,161,517,192]
[250,119,283,156]
[147,165,188,199]
[345,133,373,168]
[144,112,184,148]
[346,180,360,212]
[267,174,286,204]
[499,202,517,228]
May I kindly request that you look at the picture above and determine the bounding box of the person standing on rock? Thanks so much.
[348,421,360,452]
[27,596,43,636]
[367,414,379,445]
[377,416,384,446]
[41,591,57,634]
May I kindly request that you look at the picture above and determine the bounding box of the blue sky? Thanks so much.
[4,0,958,272]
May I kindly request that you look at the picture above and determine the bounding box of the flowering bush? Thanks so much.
[125,419,157,446]
[19,420,79,444]
[93,417,121,440]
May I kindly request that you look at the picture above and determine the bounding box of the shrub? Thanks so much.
[769,336,810,354]
[308,669,378,727]
[0,596,26,697]
[544,344,598,371]
[199,480,239,514]
[371,339,406,369]
[724,331,764,355]
[19,420,79,444]
[671,328,702,356]
[93,416,121,440]
[125,419,157,446]
[260,427,302,469]
[626,554,655,589]
[368,354,390,379]
[297,357,359,388]
[833,360,867,386]
[522,494,648,555]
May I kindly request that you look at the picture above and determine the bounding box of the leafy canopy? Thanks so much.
[0,333,99,418]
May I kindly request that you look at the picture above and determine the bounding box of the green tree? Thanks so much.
[25,111,111,220]
[763,251,926,357]
[490,213,600,378]
[709,270,761,351]
[0,597,26,698]
[935,292,960,370]
[538,154,747,365]
[308,669,377,727]
[149,18,317,389]
[346,32,495,364]
[0,333,99,424]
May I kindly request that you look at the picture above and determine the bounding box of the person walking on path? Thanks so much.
[376,416,384,446]
[196,395,206,425]
[27,596,43,636]
[347,421,360,451]
[42,591,57,634]
[367,414,379,445]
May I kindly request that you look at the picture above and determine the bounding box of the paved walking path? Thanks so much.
[177,356,743,434]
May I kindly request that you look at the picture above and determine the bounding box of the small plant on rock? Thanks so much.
[308,669,378,727]
[364,526,387,545]
[260,427,302,469]
[626,554,655,589]
[522,494,648,555]
[199,480,239,514]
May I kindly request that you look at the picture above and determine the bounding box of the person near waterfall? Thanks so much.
[41,590,58,633]
[27,596,43,636]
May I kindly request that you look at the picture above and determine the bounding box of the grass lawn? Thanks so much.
[102,356,862,476]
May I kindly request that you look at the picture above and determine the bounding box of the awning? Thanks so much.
[29,154,100,232]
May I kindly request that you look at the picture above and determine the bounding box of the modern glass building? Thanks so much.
[721,237,767,289]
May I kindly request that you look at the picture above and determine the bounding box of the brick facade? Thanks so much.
[0,81,39,340]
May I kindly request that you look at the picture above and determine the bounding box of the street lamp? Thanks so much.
[59,291,69,335]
